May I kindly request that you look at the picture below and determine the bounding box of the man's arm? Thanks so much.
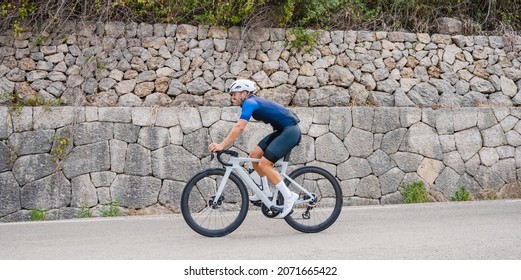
[209,119,248,152]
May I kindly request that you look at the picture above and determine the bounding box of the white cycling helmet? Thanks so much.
[228,79,256,94]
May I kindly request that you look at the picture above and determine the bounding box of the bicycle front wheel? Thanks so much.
[284,166,343,233]
[181,168,248,237]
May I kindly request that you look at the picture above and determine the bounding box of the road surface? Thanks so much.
[1,199,521,260]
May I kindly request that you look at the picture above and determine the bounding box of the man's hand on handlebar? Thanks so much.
[209,149,239,166]
[208,142,224,152]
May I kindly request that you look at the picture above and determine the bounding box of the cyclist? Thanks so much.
[208,79,301,218]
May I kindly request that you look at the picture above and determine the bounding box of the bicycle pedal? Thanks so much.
[273,209,293,219]
[270,205,283,213]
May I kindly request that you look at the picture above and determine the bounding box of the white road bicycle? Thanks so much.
[181,149,343,237]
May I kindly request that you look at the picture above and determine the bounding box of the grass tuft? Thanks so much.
[402,181,429,204]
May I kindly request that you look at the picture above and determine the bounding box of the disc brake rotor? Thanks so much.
[209,195,224,209]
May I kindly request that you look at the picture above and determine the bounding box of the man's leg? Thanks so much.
[257,156,282,186]
[249,146,265,176]
[249,146,272,200]
[250,130,280,175]
[258,125,301,217]
[257,156,297,217]
[257,157,293,199]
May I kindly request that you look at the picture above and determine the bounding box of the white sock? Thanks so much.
[261,177,271,194]
[275,180,292,199]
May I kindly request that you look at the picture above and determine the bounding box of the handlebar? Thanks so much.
[211,150,239,166]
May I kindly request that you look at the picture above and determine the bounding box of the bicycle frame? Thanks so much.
[183,149,343,237]
[212,154,314,211]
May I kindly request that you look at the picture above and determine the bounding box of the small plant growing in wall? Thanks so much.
[401,180,429,203]
[30,34,50,47]
[1,92,63,117]
[77,204,93,218]
[4,150,17,166]
[101,200,120,217]
[479,189,498,200]
[51,129,71,164]
[30,209,48,221]
[286,27,318,53]
[96,61,105,71]
[450,186,471,201]
[1,92,25,116]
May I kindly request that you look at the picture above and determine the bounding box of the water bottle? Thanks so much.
[249,169,262,188]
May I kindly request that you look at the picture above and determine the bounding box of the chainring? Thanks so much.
[261,203,280,218]
[260,194,284,218]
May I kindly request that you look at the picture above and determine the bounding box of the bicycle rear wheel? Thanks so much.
[283,166,343,233]
[181,168,248,237]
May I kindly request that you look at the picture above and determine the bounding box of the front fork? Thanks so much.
[211,168,233,208]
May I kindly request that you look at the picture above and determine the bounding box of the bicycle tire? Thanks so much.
[283,166,343,233]
[181,168,248,237]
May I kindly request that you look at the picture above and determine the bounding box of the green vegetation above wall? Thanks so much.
[0,0,519,35]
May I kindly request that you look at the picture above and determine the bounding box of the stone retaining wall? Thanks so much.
[2,106,521,222]
[1,22,521,108]
[2,22,521,222]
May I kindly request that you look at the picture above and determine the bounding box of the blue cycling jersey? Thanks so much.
[239,96,299,131]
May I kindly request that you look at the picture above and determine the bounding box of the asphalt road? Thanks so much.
[1,199,521,260]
